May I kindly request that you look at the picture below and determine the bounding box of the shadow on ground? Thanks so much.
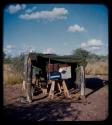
[85,77,108,97]
[3,99,80,121]
[3,77,108,121]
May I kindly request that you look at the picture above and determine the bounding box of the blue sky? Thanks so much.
[3,4,108,57]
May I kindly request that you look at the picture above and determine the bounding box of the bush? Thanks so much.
[85,61,108,75]
[4,64,23,85]
[11,55,24,74]
[4,72,23,85]
[3,54,24,85]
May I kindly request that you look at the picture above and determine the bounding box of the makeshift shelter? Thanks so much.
[25,53,87,98]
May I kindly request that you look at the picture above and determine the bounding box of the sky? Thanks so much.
[3,4,108,57]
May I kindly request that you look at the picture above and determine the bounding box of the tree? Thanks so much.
[72,48,89,59]
[72,48,89,67]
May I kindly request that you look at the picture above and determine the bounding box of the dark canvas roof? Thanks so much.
[29,53,85,64]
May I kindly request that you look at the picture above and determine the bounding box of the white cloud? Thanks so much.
[19,7,68,21]
[25,6,37,13]
[4,43,37,56]
[90,46,101,51]
[81,39,103,53]
[68,24,85,32]
[87,39,103,47]
[6,44,15,49]
[81,39,103,48]
[43,48,55,54]
[25,9,33,13]
[8,4,26,14]
[21,44,36,54]
[5,49,12,54]
[4,44,16,55]
[21,4,26,9]
[81,42,87,48]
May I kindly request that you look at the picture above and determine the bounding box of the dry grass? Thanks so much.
[3,64,23,85]
[4,60,108,85]
[85,61,108,75]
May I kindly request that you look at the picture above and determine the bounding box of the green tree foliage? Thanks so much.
[72,48,108,62]
[72,48,89,67]
[73,48,89,59]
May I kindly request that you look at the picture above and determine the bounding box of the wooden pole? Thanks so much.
[80,66,85,96]
[48,58,50,80]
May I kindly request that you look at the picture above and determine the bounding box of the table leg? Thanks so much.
[48,80,55,99]
[57,82,62,93]
[62,80,71,98]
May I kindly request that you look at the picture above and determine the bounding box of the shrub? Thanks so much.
[85,61,108,75]
[4,64,23,85]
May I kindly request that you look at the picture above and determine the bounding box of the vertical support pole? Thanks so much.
[22,80,26,92]
[48,58,50,80]
[80,66,85,97]
[48,80,55,99]
[75,65,80,90]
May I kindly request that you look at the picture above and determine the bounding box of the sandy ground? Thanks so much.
[3,75,108,121]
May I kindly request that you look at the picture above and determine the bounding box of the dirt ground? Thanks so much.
[3,75,108,121]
